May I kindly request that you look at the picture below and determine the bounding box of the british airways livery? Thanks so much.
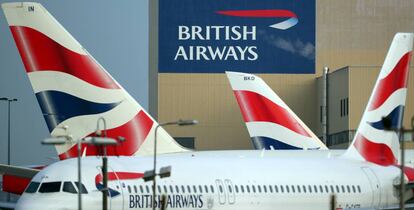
[2,2,187,160]
[226,71,327,150]
[2,2,414,210]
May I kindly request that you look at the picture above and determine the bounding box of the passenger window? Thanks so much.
[291,185,295,193]
[187,186,191,193]
[257,185,261,193]
[210,185,214,193]
[347,185,351,193]
[325,185,329,193]
[246,185,250,193]
[336,185,339,193]
[169,185,174,193]
[199,185,203,193]
[269,185,273,193]
[146,185,150,193]
[181,186,185,193]
[314,185,318,193]
[341,185,345,193]
[140,186,144,193]
[308,185,312,193]
[274,185,278,193]
[286,185,290,193]
[193,186,197,193]
[252,185,256,193]
[296,185,300,193]
[63,182,77,194]
[280,185,284,193]
[330,185,334,193]
[39,182,61,193]
[357,185,361,193]
[263,185,267,193]
[175,186,180,193]
[158,185,161,193]
[25,182,40,193]
[219,185,223,193]
[240,185,244,193]
[235,185,239,193]
[163,185,168,193]
[303,185,307,193]
[352,185,356,193]
[204,185,208,193]
[128,185,131,193]
[134,185,137,193]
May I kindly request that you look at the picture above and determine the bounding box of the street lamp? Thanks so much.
[0,97,17,202]
[42,119,121,210]
[150,119,198,210]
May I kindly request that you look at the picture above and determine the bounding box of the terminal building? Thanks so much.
[150,0,414,150]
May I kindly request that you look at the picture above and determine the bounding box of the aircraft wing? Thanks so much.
[0,164,39,178]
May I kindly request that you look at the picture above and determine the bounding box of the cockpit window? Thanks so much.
[39,182,61,193]
[74,182,88,194]
[63,182,77,194]
[25,182,40,193]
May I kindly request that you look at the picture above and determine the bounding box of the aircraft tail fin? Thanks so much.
[226,71,327,150]
[2,2,188,159]
[344,33,413,166]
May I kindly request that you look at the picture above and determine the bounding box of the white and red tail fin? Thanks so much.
[2,2,188,159]
[226,71,328,150]
[344,33,413,166]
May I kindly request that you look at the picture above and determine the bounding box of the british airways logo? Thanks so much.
[216,10,298,30]
[95,172,144,197]
[159,0,315,74]
[174,9,298,62]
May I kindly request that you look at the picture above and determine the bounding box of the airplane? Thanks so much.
[226,71,328,150]
[2,2,414,210]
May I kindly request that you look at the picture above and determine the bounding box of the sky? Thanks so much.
[0,0,149,166]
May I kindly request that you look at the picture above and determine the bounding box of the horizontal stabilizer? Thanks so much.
[0,164,39,179]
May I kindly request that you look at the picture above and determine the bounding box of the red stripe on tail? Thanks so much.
[59,110,153,160]
[10,26,119,89]
[234,90,311,137]
[369,52,411,111]
[353,133,397,166]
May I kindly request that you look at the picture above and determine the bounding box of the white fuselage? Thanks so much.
[16,150,404,210]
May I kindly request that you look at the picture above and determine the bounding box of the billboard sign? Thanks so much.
[159,0,315,74]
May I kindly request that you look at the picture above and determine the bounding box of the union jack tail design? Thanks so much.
[226,71,327,150]
[2,2,187,159]
[344,33,413,166]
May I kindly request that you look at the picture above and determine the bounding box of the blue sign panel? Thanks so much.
[159,0,315,74]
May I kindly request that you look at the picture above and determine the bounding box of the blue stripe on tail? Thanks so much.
[36,91,121,132]
[369,105,404,130]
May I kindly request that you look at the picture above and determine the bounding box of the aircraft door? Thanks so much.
[224,179,235,204]
[215,179,226,205]
[361,167,381,208]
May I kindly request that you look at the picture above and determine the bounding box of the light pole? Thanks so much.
[150,119,198,210]
[42,118,120,210]
[0,97,17,202]
[91,117,120,210]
